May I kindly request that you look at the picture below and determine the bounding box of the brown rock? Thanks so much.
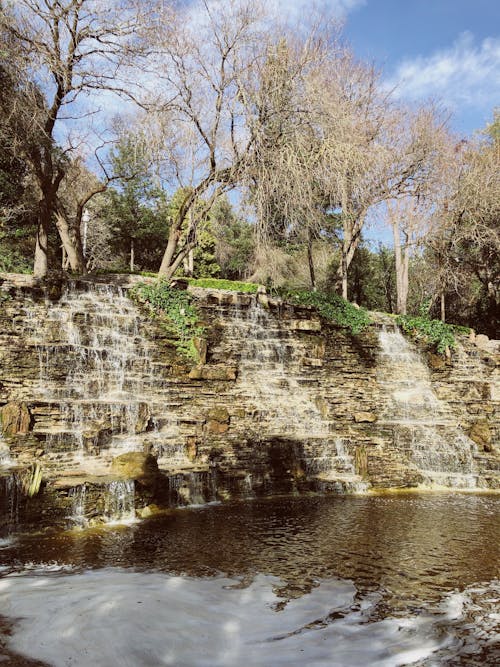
[207,420,229,434]
[189,365,237,381]
[257,292,269,308]
[136,504,162,518]
[111,452,159,481]
[469,420,492,451]
[302,357,323,367]
[475,334,495,352]
[135,403,151,433]
[290,319,322,332]
[315,397,329,418]
[185,436,198,461]
[0,401,31,436]
[353,412,377,423]
[428,353,446,370]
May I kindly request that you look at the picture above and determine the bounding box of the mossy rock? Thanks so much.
[111,452,159,481]
[207,406,230,423]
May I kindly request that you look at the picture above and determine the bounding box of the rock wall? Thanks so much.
[0,274,498,526]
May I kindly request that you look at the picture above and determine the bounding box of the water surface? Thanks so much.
[1,494,499,666]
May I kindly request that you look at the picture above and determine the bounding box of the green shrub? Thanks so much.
[396,314,470,354]
[130,280,204,361]
[187,277,259,293]
[277,289,371,334]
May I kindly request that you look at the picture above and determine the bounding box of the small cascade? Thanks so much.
[68,484,88,527]
[221,299,328,438]
[0,435,14,469]
[0,472,22,538]
[306,438,369,493]
[377,326,482,489]
[212,299,369,494]
[104,480,136,523]
[167,470,218,506]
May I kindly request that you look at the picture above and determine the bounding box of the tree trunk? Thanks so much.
[393,221,409,315]
[55,212,86,274]
[130,239,135,272]
[183,248,194,277]
[33,219,49,279]
[158,220,182,277]
[307,230,316,291]
[441,292,446,323]
[341,255,348,300]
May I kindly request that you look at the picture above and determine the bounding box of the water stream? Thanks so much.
[215,299,368,493]
[377,327,483,489]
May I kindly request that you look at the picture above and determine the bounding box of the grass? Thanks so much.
[275,288,371,334]
[187,277,260,293]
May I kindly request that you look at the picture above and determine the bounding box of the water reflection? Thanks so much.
[2,494,499,614]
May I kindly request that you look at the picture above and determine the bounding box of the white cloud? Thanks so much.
[385,32,500,110]
[274,0,366,19]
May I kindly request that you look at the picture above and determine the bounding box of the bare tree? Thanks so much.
[380,107,452,314]
[1,0,155,277]
[145,0,336,280]
[426,129,500,323]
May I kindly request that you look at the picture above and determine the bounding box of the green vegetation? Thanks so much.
[277,289,371,334]
[396,314,470,354]
[130,281,204,361]
[187,277,259,293]
[0,291,12,304]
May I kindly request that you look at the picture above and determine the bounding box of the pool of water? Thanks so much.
[1,493,499,665]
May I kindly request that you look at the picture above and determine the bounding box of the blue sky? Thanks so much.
[335,0,499,136]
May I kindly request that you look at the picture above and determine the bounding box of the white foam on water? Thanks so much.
[0,567,466,667]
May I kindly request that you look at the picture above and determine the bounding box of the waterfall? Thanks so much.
[68,484,88,527]
[377,326,482,489]
[0,435,14,468]
[104,480,136,523]
[167,470,218,506]
[19,281,178,474]
[306,438,369,493]
[214,299,369,493]
[224,299,326,438]
[0,472,22,539]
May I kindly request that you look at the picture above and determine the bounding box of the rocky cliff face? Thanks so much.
[0,274,498,527]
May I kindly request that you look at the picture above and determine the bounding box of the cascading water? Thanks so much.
[306,438,369,493]
[0,434,14,468]
[103,480,136,523]
[20,282,171,473]
[68,484,88,527]
[225,299,325,437]
[0,472,22,541]
[213,298,369,493]
[377,326,482,489]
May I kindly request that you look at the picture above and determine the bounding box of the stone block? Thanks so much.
[290,319,322,332]
[111,452,159,482]
[193,337,208,364]
[207,406,230,423]
[469,420,492,451]
[302,357,323,367]
[353,411,377,423]
[207,420,229,434]
[189,365,237,381]
[185,436,198,461]
[1,401,31,435]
